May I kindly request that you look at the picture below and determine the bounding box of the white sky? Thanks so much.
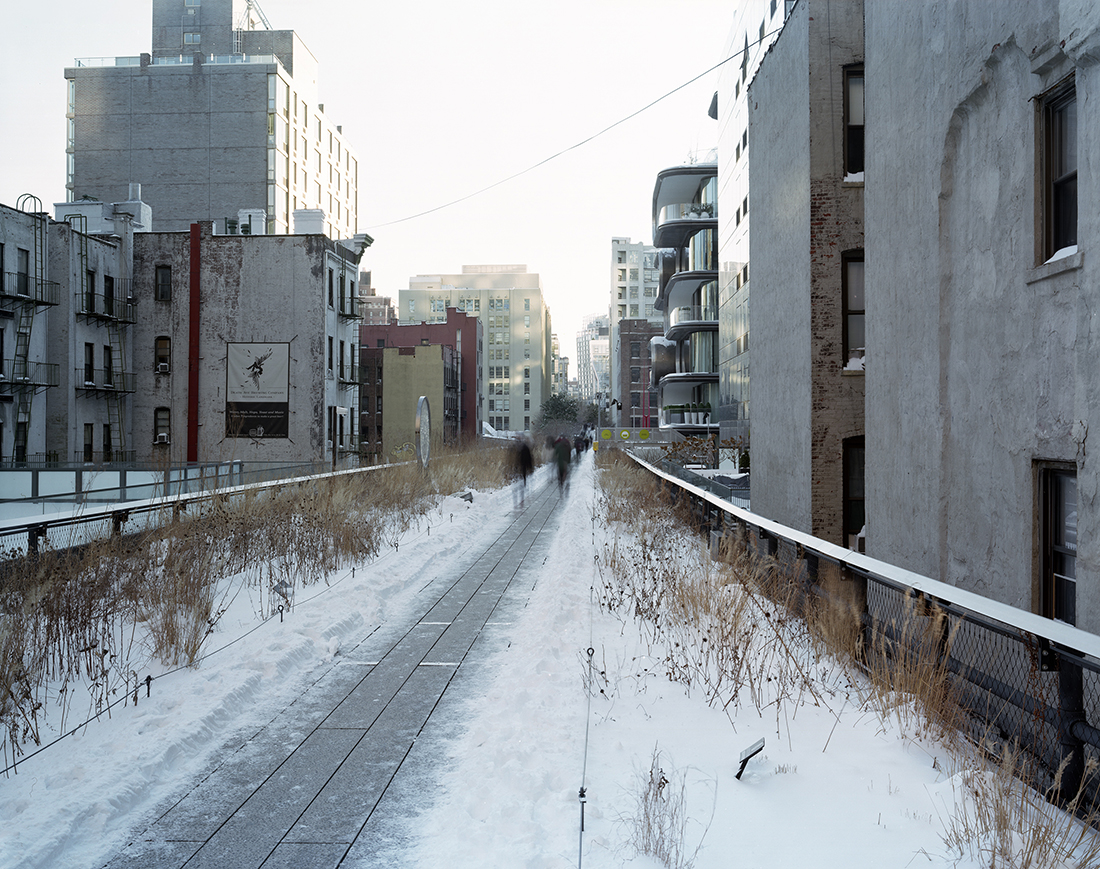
[0,0,733,355]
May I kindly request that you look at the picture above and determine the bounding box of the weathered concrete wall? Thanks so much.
[133,225,359,466]
[748,3,813,533]
[865,1,1100,626]
[69,64,269,228]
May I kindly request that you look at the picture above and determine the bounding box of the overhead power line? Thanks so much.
[365,26,783,230]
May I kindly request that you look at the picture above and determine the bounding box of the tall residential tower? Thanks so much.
[65,0,358,238]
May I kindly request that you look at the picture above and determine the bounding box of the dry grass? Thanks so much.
[593,448,1100,863]
[933,742,1100,867]
[0,443,508,770]
[624,746,710,869]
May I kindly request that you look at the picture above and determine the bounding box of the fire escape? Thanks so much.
[2,196,60,463]
[67,213,135,463]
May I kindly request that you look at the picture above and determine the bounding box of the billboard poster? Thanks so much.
[225,342,290,438]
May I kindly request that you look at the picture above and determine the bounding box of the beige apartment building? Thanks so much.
[399,266,552,433]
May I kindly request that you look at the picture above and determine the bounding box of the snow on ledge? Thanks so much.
[1045,244,1078,264]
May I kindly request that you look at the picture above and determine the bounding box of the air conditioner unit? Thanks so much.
[158,363,170,374]
[155,433,169,444]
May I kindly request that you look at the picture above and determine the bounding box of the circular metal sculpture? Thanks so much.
[415,396,431,469]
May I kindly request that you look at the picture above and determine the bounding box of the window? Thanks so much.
[328,268,334,307]
[328,337,334,371]
[524,298,530,311]
[843,253,865,367]
[84,343,94,384]
[155,337,171,371]
[103,346,113,386]
[155,265,172,301]
[84,423,94,463]
[524,367,530,379]
[339,340,346,378]
[843,436,865,551]
[631,367,641,383]
[183,32,201,44]
[154,407,171,443]
[102,424,112,463]
[376,395,383,412]
[1043,78,1077,258]
[104,275,115,316]
[16,249,29,295]
[85,270,96,313]
[631,342,640,358]
[845,67,865,175]
[1041,466,1077,625]
[523,383,530,395]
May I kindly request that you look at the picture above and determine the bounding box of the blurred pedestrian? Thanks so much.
[513,436,534,507]
[553,436,571,493]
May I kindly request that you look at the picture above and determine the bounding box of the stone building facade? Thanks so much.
[865,1,1099,630]
[130,221,367,467]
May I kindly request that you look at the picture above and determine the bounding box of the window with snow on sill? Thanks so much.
[1045,244,1078,264]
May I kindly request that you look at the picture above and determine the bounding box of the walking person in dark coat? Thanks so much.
[553,436,571,493]
[513,436,534,508]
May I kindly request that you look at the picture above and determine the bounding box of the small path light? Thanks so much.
[736,738,765,780]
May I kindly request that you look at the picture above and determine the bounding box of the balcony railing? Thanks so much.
[77,291,136,323]
[72,449,138,465]
[337,295,362,320]
[74,369,136,393]
[338,362,359,387]
[73,53,281,68]
[0,360,60,389]
[668,305,719,329]
[656,203,716,225]
[1,272,61,305]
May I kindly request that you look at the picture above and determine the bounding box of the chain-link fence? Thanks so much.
[631,451,1100,805]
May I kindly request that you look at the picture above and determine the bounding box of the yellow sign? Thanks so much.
[620,430,630,440]
[601,429,612,440]
[639,429,650,440]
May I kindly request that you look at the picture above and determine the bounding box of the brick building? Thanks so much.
[748,0,865,548]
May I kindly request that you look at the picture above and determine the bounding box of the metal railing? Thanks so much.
[0,460,395,556]
[628,451,1100,802]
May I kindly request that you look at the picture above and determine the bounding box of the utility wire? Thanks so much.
[366,26,784,230]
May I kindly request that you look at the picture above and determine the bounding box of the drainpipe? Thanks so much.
[188,224,201,464]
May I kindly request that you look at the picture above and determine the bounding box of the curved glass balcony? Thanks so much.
[667,305,719,341]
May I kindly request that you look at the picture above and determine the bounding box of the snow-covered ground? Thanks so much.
[1,456,1093,868]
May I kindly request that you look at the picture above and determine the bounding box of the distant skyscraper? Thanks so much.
[65,0,358,238]
[577,313,610,405]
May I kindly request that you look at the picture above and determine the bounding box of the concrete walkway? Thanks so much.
[104,469,569,869]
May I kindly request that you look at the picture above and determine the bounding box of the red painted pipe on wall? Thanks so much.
[188,224,201,464]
